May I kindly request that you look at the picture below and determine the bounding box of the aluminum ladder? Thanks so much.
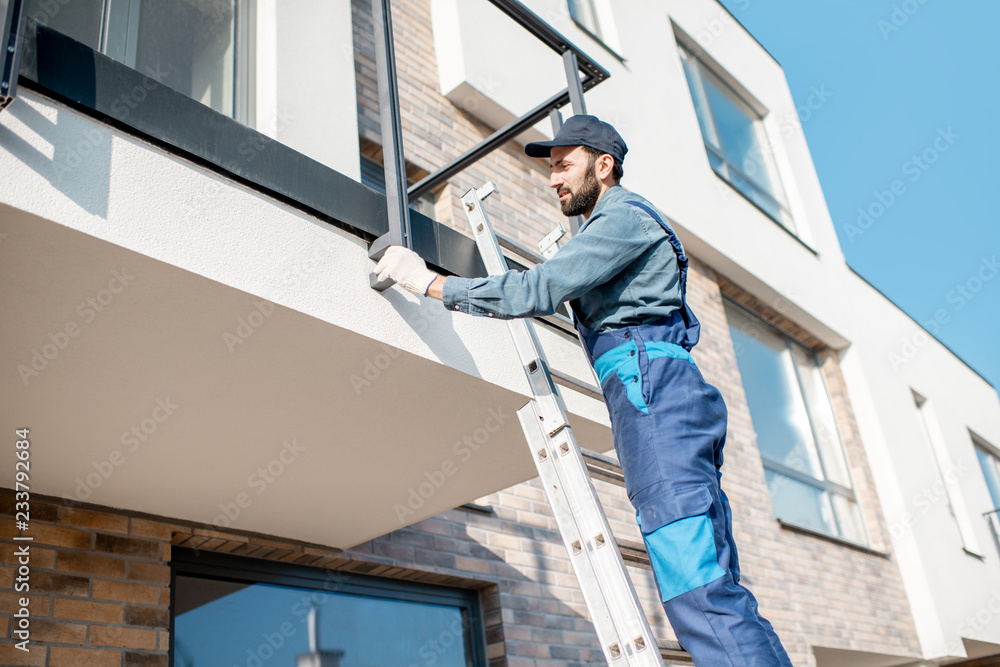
[461,183,691,666]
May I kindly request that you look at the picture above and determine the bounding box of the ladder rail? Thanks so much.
[462,185,667,666]
[518,404,661,664]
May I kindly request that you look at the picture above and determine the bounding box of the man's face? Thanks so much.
[549,145,601,217]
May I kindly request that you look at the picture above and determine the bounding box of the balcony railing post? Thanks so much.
[372,0,409,249]
[551,51,588,235]
[562,49,587,116]
[369,0,411,290]
[372,0,610,279]
[1,0,26,112]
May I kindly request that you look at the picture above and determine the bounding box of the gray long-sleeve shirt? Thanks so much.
[442,185,684,331]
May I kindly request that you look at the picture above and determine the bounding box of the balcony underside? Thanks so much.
[0,207,613,548]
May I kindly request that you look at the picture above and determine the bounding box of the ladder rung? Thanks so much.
[581,447,625,487]
[550,368,604,401]
[580,452,695,663]
[657,638,694,664]
[608,534,694,664]
[581,455,694,666]
[615,536,651,570]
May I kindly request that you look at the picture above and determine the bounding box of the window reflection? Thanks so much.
[678,45,795,232]
[133,0,237,117]
[27,0,105,49]
[27,0,241,118]
[727,302,867,543]
[174,574,475,667]
[977,445,1000,510]
[567,0,602,39]
[727,307,823,478]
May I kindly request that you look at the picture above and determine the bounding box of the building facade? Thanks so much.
[1,1,999,666]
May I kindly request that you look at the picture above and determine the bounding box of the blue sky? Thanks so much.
[717,0,1000,394]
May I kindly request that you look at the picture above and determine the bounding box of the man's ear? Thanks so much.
[598,154,616,182]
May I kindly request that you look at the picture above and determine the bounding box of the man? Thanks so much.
[375,115,792,666]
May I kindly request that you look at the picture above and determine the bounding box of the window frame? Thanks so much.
[30,0,253,121]
[360,154,437,219]
[724,299,868,544]
[912,392,984,556]
[565,0,624,61]
[567,0,601,40]
[975,434,1000,511]
[677,43,796,235]
[974,433,1000,551]
[169,547,489,667]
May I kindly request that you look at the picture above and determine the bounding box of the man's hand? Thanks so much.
[375,246,439,296]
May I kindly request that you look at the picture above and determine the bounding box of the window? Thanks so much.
[726,302,867,544]
[565,0,622,57]
[567,0,602,39]
[975,436,1000,546]
[678,45,794,232]
[360,155,437,218]
[27,0,250,119]
[913,394,983,555]
[171,548,487,666]
[976,439,1000,511]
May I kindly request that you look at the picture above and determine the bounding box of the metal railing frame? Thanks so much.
[0,0,26,111]
[2,0,610,285]
[368,0,610,286]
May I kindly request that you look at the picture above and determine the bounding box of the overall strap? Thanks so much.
[625,201,702,349]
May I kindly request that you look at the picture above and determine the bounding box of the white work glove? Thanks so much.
[375,246,439,296]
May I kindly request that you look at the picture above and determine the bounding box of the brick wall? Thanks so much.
[0,490,628,666]
[0,495,511,667]
[695,261,921,663]
[0,499,169,667]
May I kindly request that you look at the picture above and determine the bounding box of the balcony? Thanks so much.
[0,3,612,549]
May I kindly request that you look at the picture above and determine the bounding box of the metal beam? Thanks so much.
[407,88,571,202]
[560,50,587,235]
[372,0,409,248]
[486,0,609,89]
[407,0,611,204]
[370,0,410,290]
[548,108,584,236]
[562,50,587,116]
[0,0,26,112]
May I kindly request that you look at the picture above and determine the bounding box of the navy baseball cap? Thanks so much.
[524,115,627,163]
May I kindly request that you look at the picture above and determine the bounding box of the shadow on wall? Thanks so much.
[379,286,483,384]
[1,97,112,219]
[1,23,111,218]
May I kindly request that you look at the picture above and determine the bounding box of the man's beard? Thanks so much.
[560,164,601,217]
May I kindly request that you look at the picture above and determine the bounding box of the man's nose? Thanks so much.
[549,172,563,190]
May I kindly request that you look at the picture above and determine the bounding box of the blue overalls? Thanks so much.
[571,202,793,667]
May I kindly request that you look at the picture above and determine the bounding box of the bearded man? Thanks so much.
[374,115,792,666]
